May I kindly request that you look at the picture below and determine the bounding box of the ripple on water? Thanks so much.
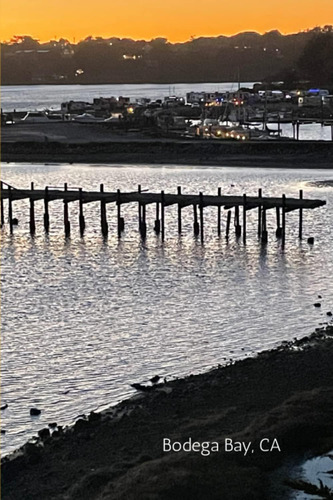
[1,164,333,454]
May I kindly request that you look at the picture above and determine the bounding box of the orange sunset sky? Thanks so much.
[1,0,333,42]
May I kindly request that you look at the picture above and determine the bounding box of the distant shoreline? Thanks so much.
[1,80,248,88]
[2,140,333,168]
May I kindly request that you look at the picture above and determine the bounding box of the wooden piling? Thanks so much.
[226,210,231,239]
[100,184,108,237]
[0,181,4,227]
[193,204,199,236]
[199,192,204,243]
[217,187,221,236]
[138,184,142,232]
[161,190,165,242]
[282,194,286,248]
[8,186,13,234]
[299,189,303,239]
[275,207,282,238]
[64,183,70,237]
[177,186,182,234]
[262,208,268,243]
[29,182,36,235]
[235,206,241,237]
[243,193,246,244]
[258,188,262,238]
[154,202,160,234]
[44,186,50,233]
[79,187,85,237]
[117,189,121,238]
[141,203,147,239]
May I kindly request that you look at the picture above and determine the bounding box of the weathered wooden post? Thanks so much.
[226,210,231,239]
[0,181,4,227]
[100,184,108,237]
[141,203,147,239]
[161,190,165,242]
[117,189,122,238]
[79,187,85,237]
[29,182,36,235]
[275,206,282,238]
[64,183,70,237]
[299,189,303,239]
[258,188,262,238]
[138,184,142,232]
[243,193,247,244]
[282,194,286,248]
[177,186,182,234]
[217,187,221,236]
[44,186,50,233]
[193,204,199,236]
[199,192,204,243]
[235,205,241,237]
[154,202,160,234]
[8,185,13,234]
[262,208,268,243]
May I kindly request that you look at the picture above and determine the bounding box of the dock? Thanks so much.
[0,182,326,247]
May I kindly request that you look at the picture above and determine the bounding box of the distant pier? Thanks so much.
[0,182,326,248]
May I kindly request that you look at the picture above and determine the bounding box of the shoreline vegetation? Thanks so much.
[2,28,333,87]
[2,325,333,499]
[2,140,333,168]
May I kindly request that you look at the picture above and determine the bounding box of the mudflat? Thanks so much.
[2,128,333,168]
[2,326,333,500]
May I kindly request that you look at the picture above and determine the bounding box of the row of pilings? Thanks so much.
[1,182,325,248]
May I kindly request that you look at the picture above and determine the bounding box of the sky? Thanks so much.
[1,0,332,43]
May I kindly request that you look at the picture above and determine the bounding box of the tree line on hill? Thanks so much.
[1,26,332,87]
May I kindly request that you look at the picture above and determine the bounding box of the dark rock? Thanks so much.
[1,404,8,411]
[30,408,41,416]
[74,418,89,432]
[11,218,19,226]
[38,428,50,440]
[150,375,161,384]
[314,303,321,308]
[307,237,315,244]
[318,295,322,299]
[48,422,57,429]
[88,411,101,422]
[327,312,333,317]
[1,430,6,434]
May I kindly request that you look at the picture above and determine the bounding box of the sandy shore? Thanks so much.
[2,325,333,500]
[2,138,333,168]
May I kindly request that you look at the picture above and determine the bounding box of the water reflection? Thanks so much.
[1,164,333,455]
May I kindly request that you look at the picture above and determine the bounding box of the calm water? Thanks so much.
[1,163,333,455]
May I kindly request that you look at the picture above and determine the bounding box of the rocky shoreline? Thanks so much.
[2,325,333,499]
[2,140,333,168]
